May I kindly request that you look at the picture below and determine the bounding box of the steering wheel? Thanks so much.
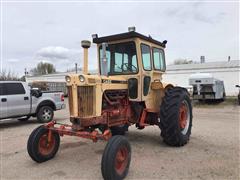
[122,63,137,72]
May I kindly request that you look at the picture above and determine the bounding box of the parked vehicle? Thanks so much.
[0,81,65,123]
[189,73,225,102]
[27,27,193,180]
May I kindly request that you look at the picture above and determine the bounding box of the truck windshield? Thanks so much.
[99,42,138,75]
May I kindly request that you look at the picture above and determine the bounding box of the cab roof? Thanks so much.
[92,31,167,48]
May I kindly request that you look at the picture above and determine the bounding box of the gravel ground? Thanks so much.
[0,99,239,180]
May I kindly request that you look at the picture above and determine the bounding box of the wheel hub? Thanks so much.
[179,103,187,129]
[179,100,190,135]
[42,109,52,121]
[115,147,129,175]
[38,133,55,156]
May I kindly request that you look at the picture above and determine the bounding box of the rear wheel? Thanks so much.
[101,135,131,180]
[37,106,54,123]
[160,87,192,146]
[27,125,60,163]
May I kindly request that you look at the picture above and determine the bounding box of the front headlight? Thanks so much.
[79,75,85,82]
[65,76,71,83]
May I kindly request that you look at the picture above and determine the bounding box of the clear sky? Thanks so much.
[1,1,239,76]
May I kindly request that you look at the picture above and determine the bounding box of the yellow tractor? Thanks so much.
[27,27,193,180]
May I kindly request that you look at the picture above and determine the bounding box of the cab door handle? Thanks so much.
[24,97,29,100]
[1,98,7,102]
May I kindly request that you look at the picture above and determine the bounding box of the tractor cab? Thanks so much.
[93,27,168,103]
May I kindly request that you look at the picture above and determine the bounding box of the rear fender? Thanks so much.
[36,100,56,113]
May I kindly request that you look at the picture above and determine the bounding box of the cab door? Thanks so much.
[140,43,152,101]
[0,83,8,119]
[5,83,31,117]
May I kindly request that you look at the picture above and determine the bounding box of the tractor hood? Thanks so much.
[65,74,128,86]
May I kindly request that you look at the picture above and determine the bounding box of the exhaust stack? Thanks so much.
[81,40,91,75]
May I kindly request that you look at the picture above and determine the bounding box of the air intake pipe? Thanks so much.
[81,40,91,75]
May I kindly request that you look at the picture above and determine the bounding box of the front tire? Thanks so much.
[37,106,54,123]
[27,125,60,163]
[160,87,193,146]
[101,135,131,180]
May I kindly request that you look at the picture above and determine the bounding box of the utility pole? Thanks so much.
[75,63,78,74]
[24,68,28,82]
[24,68,28,76]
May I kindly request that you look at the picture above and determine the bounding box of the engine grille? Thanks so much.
[77,86,95,117]
[67,86,74,116]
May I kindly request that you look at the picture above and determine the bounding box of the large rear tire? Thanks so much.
[27,125,60,163]
[101,135,131,180]
[159,87,193,146]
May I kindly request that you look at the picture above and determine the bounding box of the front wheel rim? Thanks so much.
[179,100,190,135]
[115,146,129,175]
[38,133,56,156]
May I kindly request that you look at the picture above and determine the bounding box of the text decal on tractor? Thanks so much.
[27,27,193,180]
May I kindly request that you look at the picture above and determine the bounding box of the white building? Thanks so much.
[26,60,240,96]
[163,60,240,96]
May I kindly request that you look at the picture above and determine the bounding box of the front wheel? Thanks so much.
[101,135,131,180]
[27,125,60,163]
[159,87,193,146]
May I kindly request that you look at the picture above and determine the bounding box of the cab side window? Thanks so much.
[141,44,152,71]
[0,84,7,96]
[153,48,165,71]
[5,83,26,95]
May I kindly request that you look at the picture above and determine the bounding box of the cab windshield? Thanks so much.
[99,42,138,75]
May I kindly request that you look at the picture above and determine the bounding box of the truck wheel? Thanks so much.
[159,87,193,146]
[110,125,129,136]
[27,125,60,163]
[101,135,131,180]
[37,106,54,123]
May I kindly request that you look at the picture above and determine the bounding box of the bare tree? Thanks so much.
[31,62,56,75]
[0,69,21,81]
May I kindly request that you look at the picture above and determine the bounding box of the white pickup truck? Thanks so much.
[0,81,65,123]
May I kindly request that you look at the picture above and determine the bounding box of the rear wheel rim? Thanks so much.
[179,100,190,135]
[42,109,52,121]
[115,146,129,175]
[38,132,55,156]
